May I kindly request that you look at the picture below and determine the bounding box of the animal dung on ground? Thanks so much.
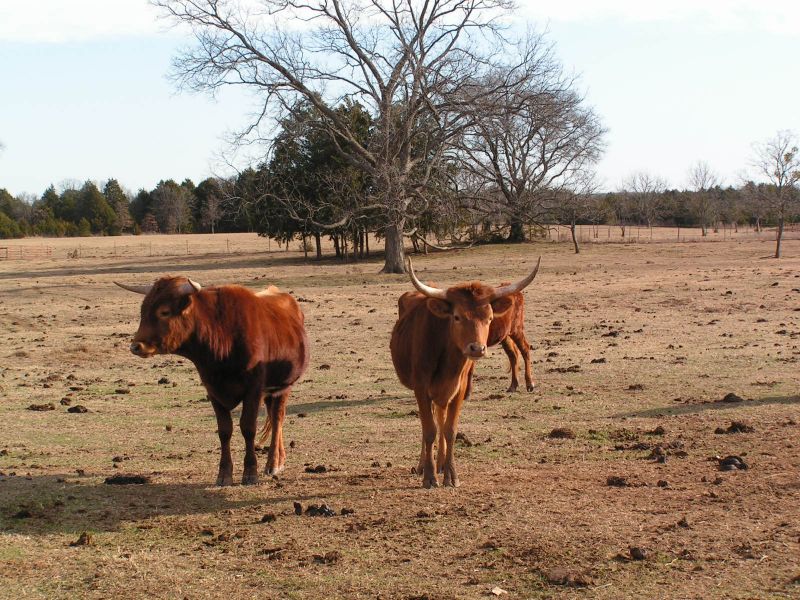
[720,392,744,403]
[104,474,150,485]
[69,532,94,547]
[27,403,55,411]
[548,427,576,439]
[629,546,647,561]
[718,456,748,471]
[305,503,336,517]
[715,421,755,434]
[606,475,628,487]
[67,405,88,413]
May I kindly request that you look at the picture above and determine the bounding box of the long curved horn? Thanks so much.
[406,257,447,300]
[114,281,153,295]
[491,257,541,300]
[178,279,202,295]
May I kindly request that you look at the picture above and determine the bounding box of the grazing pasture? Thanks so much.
[0,233,798,599]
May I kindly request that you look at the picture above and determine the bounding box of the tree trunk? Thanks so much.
[570,222,580,254]
[365,232,370,257]
[775,217,784,258]
[333,235,340,258]
[508,215,526,243]
[302,234,308,260]
[314,232,322,259]
[381,222,405,273]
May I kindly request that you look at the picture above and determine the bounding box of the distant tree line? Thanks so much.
[0,177,251,240]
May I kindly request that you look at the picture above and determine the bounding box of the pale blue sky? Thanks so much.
[1,1,798,197]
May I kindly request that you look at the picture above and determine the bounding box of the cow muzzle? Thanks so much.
[464,343,487,360]
[130,341,156,358]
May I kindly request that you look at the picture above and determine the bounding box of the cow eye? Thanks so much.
[157,308,171,319]
[453,315,461,322]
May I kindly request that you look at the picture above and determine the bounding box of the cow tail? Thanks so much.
[258,412,273,446]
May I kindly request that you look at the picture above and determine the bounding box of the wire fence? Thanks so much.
[0,225,796,262]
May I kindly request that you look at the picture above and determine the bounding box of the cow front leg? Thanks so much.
[211,399,234,486]
[442,365,473,488]
[434,403,447,474]
[512,333,535,391]
[501,337,521,393]
[415,391,438,488]
[264,390,288,476]
[239,393,261,485]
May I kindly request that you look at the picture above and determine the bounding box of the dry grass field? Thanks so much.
[1,232,799,599]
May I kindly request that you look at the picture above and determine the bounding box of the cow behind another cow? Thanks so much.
[488,288,535,392]
[116,276,309,486]
[390,258,540,488]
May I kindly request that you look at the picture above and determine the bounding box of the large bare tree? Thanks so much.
[458,49,606,242]
[751,130,800,258]
[621,171,668,230]
[154,0,537,273]
[687,160,719,236]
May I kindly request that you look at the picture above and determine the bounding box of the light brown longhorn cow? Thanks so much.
[390,258,541,488]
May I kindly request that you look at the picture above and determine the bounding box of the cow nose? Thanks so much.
[467,343,487,357]
[130,341,145,355]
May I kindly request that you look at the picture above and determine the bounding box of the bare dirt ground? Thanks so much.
[1,232,798,599]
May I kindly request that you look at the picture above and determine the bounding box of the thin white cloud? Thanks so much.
[6,1,797,44]
[0,0,164,43]
[517,0,800,34]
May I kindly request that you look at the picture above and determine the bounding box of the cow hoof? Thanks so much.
[443,475,460,488]
[526,384,536,392]
[241,473,260,486]
[412,462,425,476]
[506,384,518,393]
[422,476,439,489]
[265,464,285,476]
[216,474,233,487]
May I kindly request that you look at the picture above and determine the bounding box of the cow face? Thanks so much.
[427,291,513,360]
[117,277,201,358]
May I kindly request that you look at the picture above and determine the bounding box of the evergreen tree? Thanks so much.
[103,179,132,234]
[77,181,116,234]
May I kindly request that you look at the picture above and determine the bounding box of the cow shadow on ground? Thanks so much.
[0,474,334,537]
[287,394,408,416]
[0,251,390,283]
[615,394,800,419]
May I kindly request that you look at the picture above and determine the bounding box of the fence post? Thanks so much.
[186,239,189,255]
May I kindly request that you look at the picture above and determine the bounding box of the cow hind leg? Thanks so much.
[264,391,289,476]
[501,337,521,393]
[211,399,234,486]
[239,393,261,485]
[512,332,535,391]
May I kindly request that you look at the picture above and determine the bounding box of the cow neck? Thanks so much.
[177,290,235,363]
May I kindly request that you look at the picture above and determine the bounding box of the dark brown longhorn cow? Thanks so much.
[488,289,535,392]
[115,276,309,486]
[390,258,541,488]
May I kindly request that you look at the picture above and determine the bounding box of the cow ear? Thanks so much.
[176,293,194,315]
[490,296,513,318]
[426,298,453,319]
